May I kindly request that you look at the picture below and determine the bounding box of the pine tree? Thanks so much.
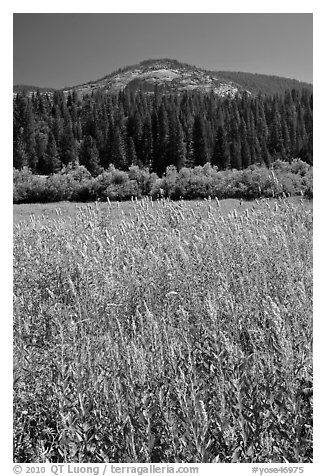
[296,105,309,160]
[212,126,230,170]
[141,115,153,169]
[192,114,209,166]
[269,100,285,159]
[111,124,128,170]
[35,133,48,174]
[102,117,115,169]
[126,136,138,167]
[289,116,297,156]
[256,106,269,148]
[60,119,78,166]
[252,135,262,165]
[304,133,313,165]
[75,119,83,141]
[13,128,28,169]
[158,103,170,171]
[23,101,38,172]
[247,110,260,164]
[282,119,291,159]
[239,119,251,168]
[151,108,159,167]
[51,105,63,145]
[53,90,68,118]
[230,138,242,170]
[79,135,101,176]
[127,112,143,160]
[26,130,38,172]
[168,116,186,170]
[180,108,194,168]
[261,138,271,167]
[241,139,251,169]
[152,103,169,175]
[35,91,46,116]
[45,132,61,173]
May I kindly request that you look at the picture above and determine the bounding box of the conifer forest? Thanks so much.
[13,87,313,178]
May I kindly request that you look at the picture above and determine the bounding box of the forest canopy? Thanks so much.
[13,87,313,179]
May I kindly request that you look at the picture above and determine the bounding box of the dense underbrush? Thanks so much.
[13,198,313,463]
[13,159,312,204]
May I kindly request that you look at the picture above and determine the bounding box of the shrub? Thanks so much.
[13,169,49,203]
[104,179,140,201]
[128,166,158,196]
[288,158,311,177]
[13,161,313,204]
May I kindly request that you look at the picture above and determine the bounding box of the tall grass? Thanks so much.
[13,198,312,463]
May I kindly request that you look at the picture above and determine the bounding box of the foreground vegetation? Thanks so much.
[13,198,312,463]
[13,197,270,225]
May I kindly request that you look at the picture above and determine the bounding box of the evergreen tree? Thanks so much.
[13,128,28,169]
[51,105,63,144]
[102,117,115,169]
[289,116,297,156]
[141,115,153,169]
[230,138,242,170]
[247,110,260,164]
[75,119,83,141]
[151,109,160,170]
[35,133,48,174]
[241,139,251,169]
[126,136,138,167]
[26,130,38,172]
[256,106,269,147]
[79,135,101,176]
[23,102,38,172]
[180,109,194,168]
[296,105,309,160]
[304,133,313,165]
[35,91,46,116]
[212,126,231,169]
[152,103,169,175]
[60,119,78,166]
[168,116,186,170]
[252,135,262,164]
[192,114,209,166]
[269,100,285,159]
[45,132,61,173]
[12,86,313,177]
[240,119,251,168]
[127,112,143,160]
[296,119,309,162]
[261,138,271,167]
[111,124,128,170]
[53,90,67,117]
[282,119,291,158]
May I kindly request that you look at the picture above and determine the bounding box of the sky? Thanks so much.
[13,13,313,89]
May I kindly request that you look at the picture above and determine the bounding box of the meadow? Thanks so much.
[13,197,313,463]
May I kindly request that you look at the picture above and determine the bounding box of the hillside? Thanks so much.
[13,84,56,97]
[63,59,247,98]
[14,58,312,98]
[210,70,313,96]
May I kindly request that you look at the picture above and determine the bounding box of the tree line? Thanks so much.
[13,86,313,177]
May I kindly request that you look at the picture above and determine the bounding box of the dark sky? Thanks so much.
[13,13,313,88]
